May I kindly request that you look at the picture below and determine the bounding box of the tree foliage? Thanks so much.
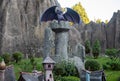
[0,57,3,62]
[13,51,23,63]
[94,18,109,24]
[53,60,79,77]
[85,40,91,54]
[72,2,90,24]
[1,53,11,64]
[105,20,109,24]
[94,18,102,23]
[85,60,101,71]
[92,40,101,58]
[105,48,119,59]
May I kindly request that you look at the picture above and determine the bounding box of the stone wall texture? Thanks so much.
[0,0,120,56]
[0,0,59,55]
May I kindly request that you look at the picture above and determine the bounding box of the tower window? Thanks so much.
[50,74,52,78]
[48,64,51,68]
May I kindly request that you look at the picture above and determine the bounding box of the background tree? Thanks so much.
[94,18,102,23]
[92,40,101,58]
[13,52,23,63]
[1,53,11,64]
[72,2,90,24]
[105,48,119,59]
[105,20,109,24]
[85,40,91,54]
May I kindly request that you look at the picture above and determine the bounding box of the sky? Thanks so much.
[57,0,120,21]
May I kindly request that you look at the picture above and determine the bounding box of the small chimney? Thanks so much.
[0,59,6,81]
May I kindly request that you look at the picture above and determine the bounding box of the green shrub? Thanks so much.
[53,60,79,77]
[54,63,65,76]
[92,40,101,58]
[103,60,120,70]
[102,64,111,70]
[1,53,11,64]
[19,61,32,72]
[30,57,37,69]
[105,48,120,70]
[85,60,101,71]
[61,76,80,81]
[12,52,23,63]
[14,58,43,79]
[110,62,120,70]
[85,40,91,54]
[0,56,3,62]
[117,77,120,81]
[105,48,119,59]
[106,61,120,70]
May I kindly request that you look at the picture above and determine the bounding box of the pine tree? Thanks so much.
[85,40,91,54]
[92,40,101,59]
[72,2,90,24]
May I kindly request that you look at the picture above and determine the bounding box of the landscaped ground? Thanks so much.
[13,58,43,80]
[86,56,120,81]
[13,57,120,81]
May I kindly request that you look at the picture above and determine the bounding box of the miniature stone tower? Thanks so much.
[43,56,55,81]
[49,21,70,61]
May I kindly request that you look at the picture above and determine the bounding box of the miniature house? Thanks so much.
[43,56,55,81]
[80,70,106,81]
[18,56,55,81]
[18,71,44,81]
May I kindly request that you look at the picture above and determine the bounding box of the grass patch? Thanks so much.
[13,57,43,80]
[12,56,120,81]
[86,56,120,81]
[105,70,120,81]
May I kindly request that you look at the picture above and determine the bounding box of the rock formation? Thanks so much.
[50,21,70,61]
[0,0,120,56]
[0,0,59,55]
[76,10,120,53]
[43,27,54,59]
[80,22,107,53]
[107,10,120,49]
[43,21,85,74]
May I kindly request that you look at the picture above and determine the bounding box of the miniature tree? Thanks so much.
[85,40,91,54]
[92,40,101,58]
[12,52,23,63]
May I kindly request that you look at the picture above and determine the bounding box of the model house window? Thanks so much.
[50,74,52,78]
[48,64,51,68]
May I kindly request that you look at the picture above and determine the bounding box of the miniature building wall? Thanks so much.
[4,65,16,81]
[43,56,55,81]
[44,64,54,70]
[80,70,106,81]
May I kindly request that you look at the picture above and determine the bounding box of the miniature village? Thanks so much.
[0,20,106,81]
[0,0,120,81]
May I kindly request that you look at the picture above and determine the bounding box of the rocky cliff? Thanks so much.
[77,22,107,52]
[0,0,59,55]
[76,10,120,53]
[107,10,120,49]
[0,0,120,56]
